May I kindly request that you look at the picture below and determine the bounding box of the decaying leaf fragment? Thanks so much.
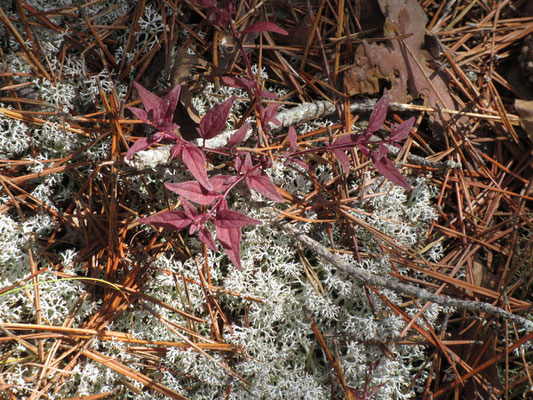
[344,45,382,95]
[514,99,533,143]
[345,0,458,116]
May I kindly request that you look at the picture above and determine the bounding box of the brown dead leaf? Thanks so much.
[170,47,205,140]
[344,46,382,95]
[345,0,459,119]
[514,99,533,143]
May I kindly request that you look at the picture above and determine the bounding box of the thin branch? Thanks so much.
[125,98,462,170]
[273,215,533,330]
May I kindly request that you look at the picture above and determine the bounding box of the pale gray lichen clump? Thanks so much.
[91,167,439,400]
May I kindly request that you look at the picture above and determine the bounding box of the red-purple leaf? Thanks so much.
[125,137,154,159]
[332,148,351,173]
[242,21,289,36]
[367,89,390,133]
[126,131,180,160]
[234,152,254,175]
[287,157,309,169]
[170,141,184,160]
[242,152,254,174]
[180,197,198,219]
[130,82,181,134]
[139,210,191,231]
[192,0,214,7]
[246,174,284,202]
[288,126,297,152]
[220,76,256,90]
[209,174,240,191]
[258,89,278,99]
[199,96,235,140]
[216,225,242,270]
[390,116,415,142]
[215,209,262,228]
[260,103,280,126]
[228,123,250,147]
[331,134,358,151]
[376,143,388,161]
[165,181,220,205]
[127,106,149,124]
[199,227,217,252]
[209,8,232,28]
[371,154,411,190]
[161,84,181,122]
[181,144,213,190]
[133,81,162,114]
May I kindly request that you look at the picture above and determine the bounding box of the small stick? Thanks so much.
[274,216,533,330]
[125,98,464,170]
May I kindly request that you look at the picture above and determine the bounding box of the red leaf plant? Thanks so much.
[325,89,414,189]
[127,6,293,270]
[140,174,265,270]
[127,82,239,190]
[127,79,287,269]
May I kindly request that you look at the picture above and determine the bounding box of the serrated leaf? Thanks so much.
[367,89,390,133]
[199,96,235,140]
[181,143,213,190]
[246,174,284,202]
[228,123,250,147]
[242,21,289,36]
[165,181,220,205]
[390,116,415,142]
[371,153,411,190]
[139,210,191,231]
[216,225,242,270]
[215,209,262,228]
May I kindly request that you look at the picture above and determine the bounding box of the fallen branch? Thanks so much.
[274,216,533,330]
[124,98,461,170]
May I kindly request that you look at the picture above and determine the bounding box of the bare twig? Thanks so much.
[274,216,533,330]
[125,98,462,170]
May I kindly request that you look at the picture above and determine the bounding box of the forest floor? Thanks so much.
[0,1,532,399]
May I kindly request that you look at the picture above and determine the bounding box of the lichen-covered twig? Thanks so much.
[125,98,460,171]
[275,216,533,330]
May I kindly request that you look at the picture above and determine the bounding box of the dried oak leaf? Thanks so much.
[345,0,458,116]
[344,45,382,95]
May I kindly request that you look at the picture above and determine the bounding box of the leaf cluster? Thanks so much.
[129,1,413,270]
